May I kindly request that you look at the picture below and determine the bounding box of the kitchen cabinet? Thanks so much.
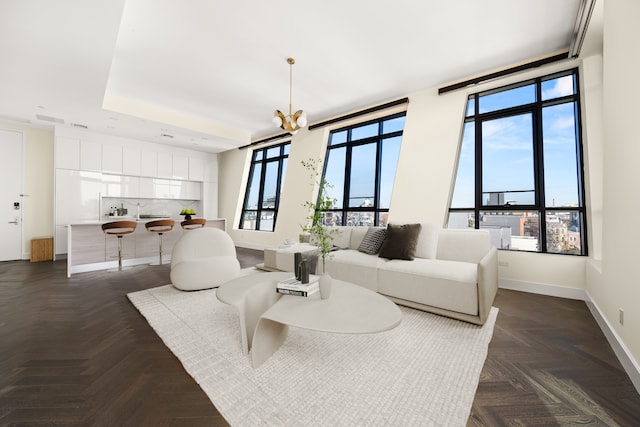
[140,151,158,177]
[55,169,103,224]
[189,156,205,181]
[173,155,189,179]
[55,137,80,170]
[80,140,102,171]
[122,146,141,176]
[183,181,202,200]
[102,144,123,174]
[157,152,173,178]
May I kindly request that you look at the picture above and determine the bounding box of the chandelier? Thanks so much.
[272,57,307,133]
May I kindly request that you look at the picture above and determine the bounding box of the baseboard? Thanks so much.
[499,278,640,394]
[584,292,640,394]
[499,278,588,300]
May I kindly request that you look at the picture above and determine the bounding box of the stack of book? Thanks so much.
[276,275,320,297]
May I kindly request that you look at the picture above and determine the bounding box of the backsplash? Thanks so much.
[102,198,202,220]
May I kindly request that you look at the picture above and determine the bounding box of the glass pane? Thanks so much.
[346,211,374,227]
[377,211,390,227]
[261,161,278,208]
[379,136,401,208]
[241,211,257,230]
[545,211,582,254]
[259,210,275,231]
[330,130,347,146]
[447,211,476,229]
[541,75,575,100]
[543,102,579,207]
[265,146,280,159]
[466,97,475,117]
[451,122,475,208]
[479,84,536,113]
[254,150,263,161]
[245,163,262,209]
[320,211,341,227]
[351,123,378,140]
[480,211,539,251]
[283,144,290,155]
[323,146,346,208]
[349,143,376,208]
[482,113,535,206]
[382,116,405,134]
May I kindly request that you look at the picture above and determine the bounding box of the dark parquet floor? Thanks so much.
[1,247,639,426]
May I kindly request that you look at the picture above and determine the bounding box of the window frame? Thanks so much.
[448,68,588,256]
[239,141,290,232]
[321,112,406,227]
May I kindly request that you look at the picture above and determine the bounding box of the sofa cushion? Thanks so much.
[378,258,479,316]
[324,249,386,291]
[325,226,352,249]
[349,226,370,250]
[357,227,387,255]
[436,229,491,263]
[414,221,439,259]
[378,223,422,260]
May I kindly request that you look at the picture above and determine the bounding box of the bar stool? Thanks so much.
[181,218,207,230]
[145,219,175,265]
[101,220,137,271]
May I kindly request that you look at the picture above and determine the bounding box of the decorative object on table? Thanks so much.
[294,252,302,280]
[276,275,319,297]
[301,158,338,299]
[179,208,196,220]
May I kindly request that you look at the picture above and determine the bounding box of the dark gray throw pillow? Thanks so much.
[357,227,387,255]
[378,223,422,260]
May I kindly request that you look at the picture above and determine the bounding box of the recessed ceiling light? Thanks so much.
[36,114,64,124]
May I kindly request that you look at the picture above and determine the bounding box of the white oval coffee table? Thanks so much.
[217,272,402,368]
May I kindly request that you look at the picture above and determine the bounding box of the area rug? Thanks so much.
[128,276,498,426]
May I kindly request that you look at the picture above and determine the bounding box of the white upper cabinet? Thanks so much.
[157,152,173,178]
[102,144,122,174]
[55,137,80,170]
[173,155,189,179]
[122,146,141,176]
[189,156,205,181]
[140,151,158,177]
[80,140,102,171]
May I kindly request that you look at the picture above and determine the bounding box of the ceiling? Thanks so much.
[0,0,599,153]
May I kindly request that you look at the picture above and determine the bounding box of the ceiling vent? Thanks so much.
[36,114,64,124]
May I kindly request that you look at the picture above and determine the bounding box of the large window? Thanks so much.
[321,112,405,227]
[448,69,587,255]
[240,142,290,231]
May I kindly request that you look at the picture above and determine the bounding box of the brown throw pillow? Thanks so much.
[378,223,422,260]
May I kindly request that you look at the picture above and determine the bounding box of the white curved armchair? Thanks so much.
[170,227,241,291]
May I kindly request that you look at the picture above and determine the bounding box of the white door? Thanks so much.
[0,129,23,261]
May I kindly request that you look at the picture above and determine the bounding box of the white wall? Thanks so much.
[586,0,640,375]
[0,123,54,259]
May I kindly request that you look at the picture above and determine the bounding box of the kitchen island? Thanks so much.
[66,218,226,277]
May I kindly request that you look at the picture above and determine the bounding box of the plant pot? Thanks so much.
[319,272,332,299]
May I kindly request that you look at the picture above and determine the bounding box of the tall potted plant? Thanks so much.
[301,158,337,298]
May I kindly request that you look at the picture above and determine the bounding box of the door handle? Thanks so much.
[8,221,18,224]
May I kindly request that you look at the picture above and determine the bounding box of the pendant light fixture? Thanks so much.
[272,57,307,133]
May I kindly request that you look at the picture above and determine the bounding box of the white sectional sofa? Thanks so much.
[261,223,498,325]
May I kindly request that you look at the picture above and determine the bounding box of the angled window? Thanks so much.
[321,112,405,227]
[240,142,290,231]
[448,69,587,255]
